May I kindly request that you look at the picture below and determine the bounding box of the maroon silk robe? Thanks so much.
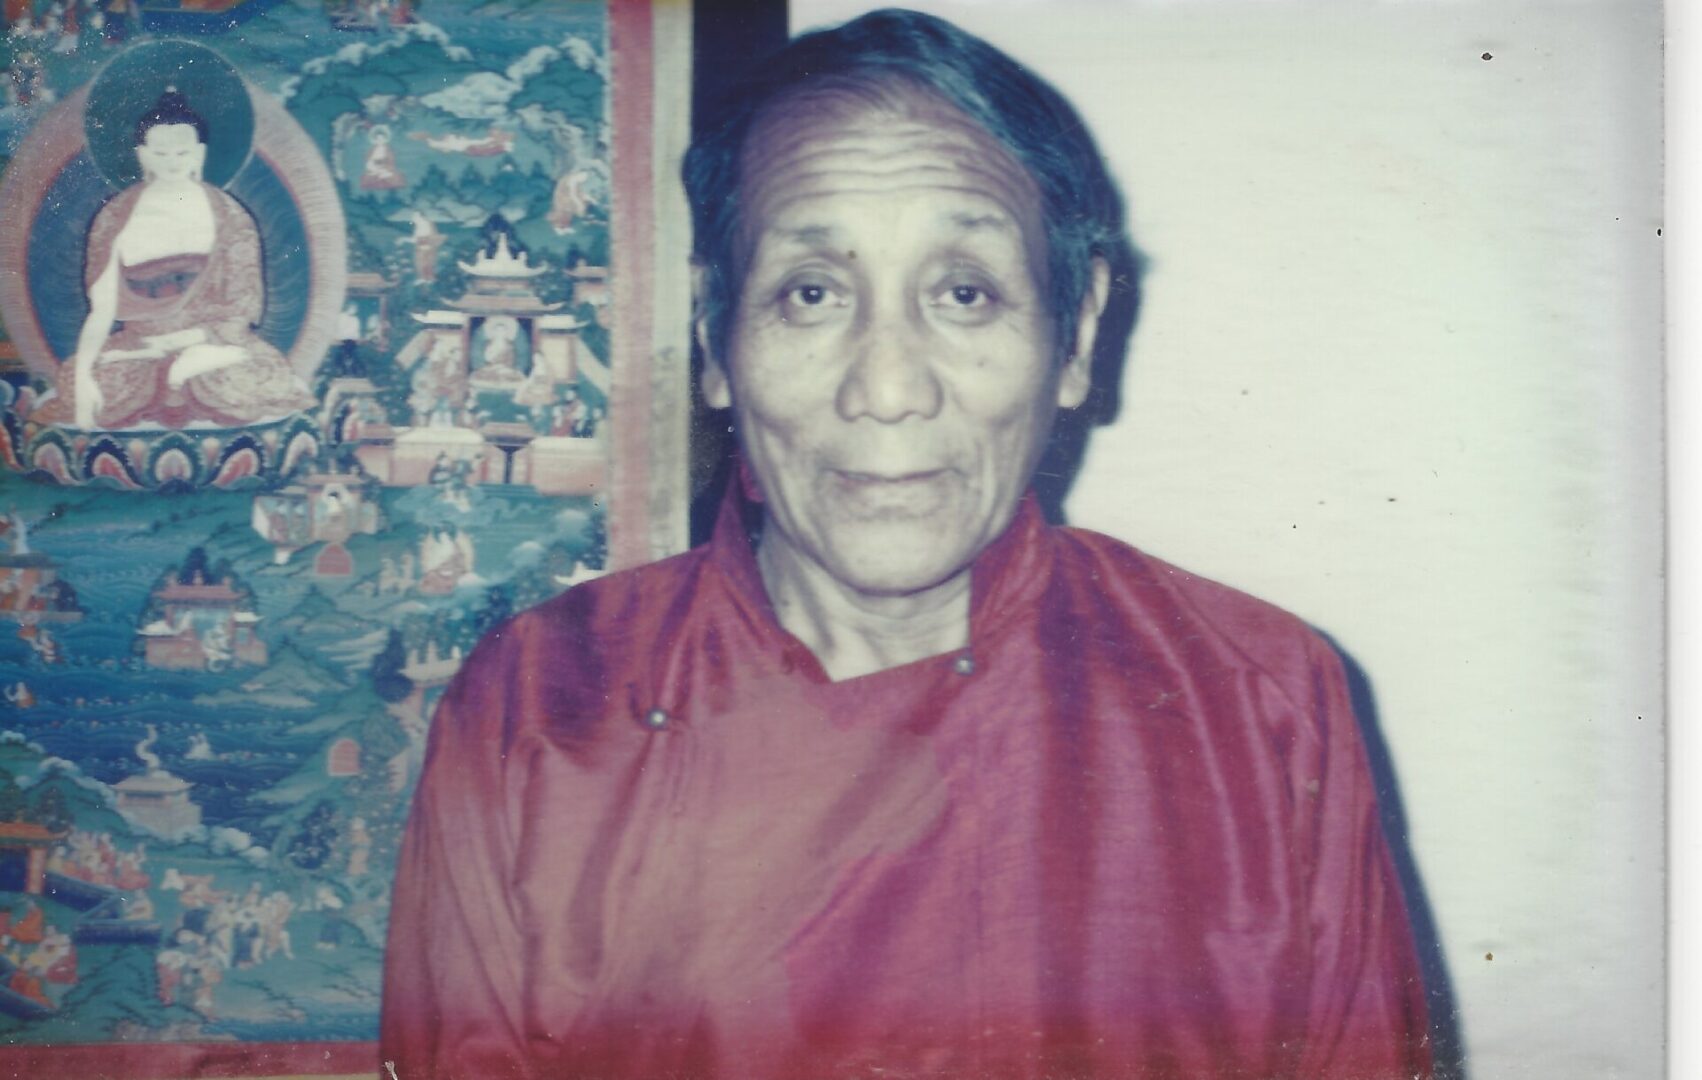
[382,490,1432,1079]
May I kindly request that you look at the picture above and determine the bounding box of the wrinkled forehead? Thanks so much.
[736,82,1046,259]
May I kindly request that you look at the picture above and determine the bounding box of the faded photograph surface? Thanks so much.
[0,1,1658,1077]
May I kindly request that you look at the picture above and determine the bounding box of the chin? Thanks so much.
[822,533,971,599]
[837,565,962,599]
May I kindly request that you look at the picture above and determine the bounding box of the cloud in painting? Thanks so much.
[419,72,517,121]
[418,34,604,124]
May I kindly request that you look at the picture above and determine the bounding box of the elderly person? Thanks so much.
[382,10,1432,1079]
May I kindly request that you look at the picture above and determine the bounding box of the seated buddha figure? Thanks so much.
[33,88,315,430]
[467,315,524,388]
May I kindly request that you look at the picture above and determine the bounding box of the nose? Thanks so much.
[834,310,944,424]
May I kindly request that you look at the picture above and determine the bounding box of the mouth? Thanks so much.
[833,468,948,486]
[827,468,957,516]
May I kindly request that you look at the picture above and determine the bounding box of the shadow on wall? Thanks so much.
[1322,633,1470,1080]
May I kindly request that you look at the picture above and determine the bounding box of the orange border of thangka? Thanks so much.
[0,1,691,1075]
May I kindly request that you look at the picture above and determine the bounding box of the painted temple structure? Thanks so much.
[251,461,385,565]
[114,727,202,837]
[0,822,68,896]
[345,270,395,352]
[344,235,610,495]
[0,512,81,624]
[114,771,202,837]
[136,556,268,671]
[566,262,611,327]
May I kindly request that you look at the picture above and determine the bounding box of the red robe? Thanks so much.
[382,488,1432,1079]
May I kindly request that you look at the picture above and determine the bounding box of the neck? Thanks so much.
[756,528,971,683]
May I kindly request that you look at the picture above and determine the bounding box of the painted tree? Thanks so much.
[0,774,27,823]
[335,702,414,885]
[472,583,514,639]
[179,547,210,586]
[31,786,69,832]
[582,509,608,571]
[286,800,340,872]
[371,628,414,705]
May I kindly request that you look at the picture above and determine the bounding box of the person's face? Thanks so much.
[136,123,204,183]
[701,90,1107,600]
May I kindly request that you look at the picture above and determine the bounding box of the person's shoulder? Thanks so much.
[534,542,713,635]
[1053,525,1315,635]
[474,543,712,663]
[435,547,708,744]
[1050,524,1336,696]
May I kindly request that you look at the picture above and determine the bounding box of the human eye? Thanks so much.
[930,273,1002,326]
[947,284,990,307]
[776,275,847,326]
[788,283,831,307]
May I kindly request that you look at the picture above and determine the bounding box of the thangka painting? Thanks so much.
[0,0,689,1071]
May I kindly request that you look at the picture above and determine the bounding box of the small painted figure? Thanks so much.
[469,315,523,387]
[547,168,592,234]
[409,338,465,428]
[402,213,444,283]
[155,947,187,1004]
[358,125,406,192]
[347,816,372,878]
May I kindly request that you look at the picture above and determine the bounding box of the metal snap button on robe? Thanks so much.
[641,707,670,731]
[952,653,976,677]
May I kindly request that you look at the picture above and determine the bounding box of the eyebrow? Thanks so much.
[946,212,1015,232]
[775,224,837,246]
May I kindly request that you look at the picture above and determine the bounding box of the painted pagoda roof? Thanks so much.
[115,771,192,796]
[155,581,244,603]
[447,292,563,316]
[458,234,546,280]
[346,271,395,293]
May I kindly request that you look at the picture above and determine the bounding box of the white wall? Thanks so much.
[788,3,1664,1076]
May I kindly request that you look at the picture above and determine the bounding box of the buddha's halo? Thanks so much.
[84,41,255,190]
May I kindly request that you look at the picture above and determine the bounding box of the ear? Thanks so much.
[1056,256,1111,410]
[694,262,732,409]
